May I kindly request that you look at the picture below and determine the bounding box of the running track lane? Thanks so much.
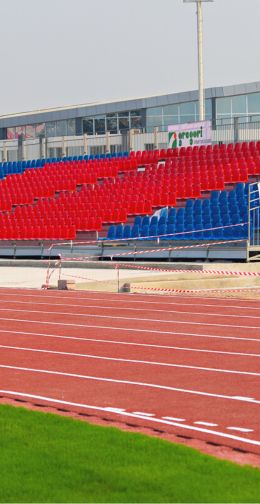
[0,288,259,454]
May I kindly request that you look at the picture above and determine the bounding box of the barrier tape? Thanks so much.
[109,239,245,259]
[57,239,245,262]
[132,285,260,295]
[111,262,260,278]
[47,221,248,251]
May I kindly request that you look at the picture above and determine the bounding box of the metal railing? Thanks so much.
[248,183,260,247]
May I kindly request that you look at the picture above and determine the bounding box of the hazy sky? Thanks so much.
[0,0,259,114]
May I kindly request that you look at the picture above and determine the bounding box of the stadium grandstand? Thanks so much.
[0,81,260,261]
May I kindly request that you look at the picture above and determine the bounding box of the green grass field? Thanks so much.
[0,404,260,503]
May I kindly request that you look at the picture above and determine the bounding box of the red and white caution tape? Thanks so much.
[114,262,260,278]
[47,222,248,251]
[132,285,260,295]
[110,239,245,259]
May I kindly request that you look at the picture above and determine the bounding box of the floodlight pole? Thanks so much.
[183,0,213,122]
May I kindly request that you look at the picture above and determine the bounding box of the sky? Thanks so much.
[0,0,259,115]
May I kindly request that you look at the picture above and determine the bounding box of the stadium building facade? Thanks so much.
[1,81,260,161]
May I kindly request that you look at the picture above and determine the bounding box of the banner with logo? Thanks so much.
[168,120,212,149]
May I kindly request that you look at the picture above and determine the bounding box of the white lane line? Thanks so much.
[0,324,259,345]
[194,421,218,427]
[0,333,259,358]
[0,307,258,330]
[1,344,260,377]
[0,298,259,321]
[132,412,155,417]
[103,407,126,413]
[0,290,259,311]
[162,416,186,422]
[0,364,259,404]
[232,396,256,402]
[1,389,260,449]
[227,427,254,433]
[0,317,260,342]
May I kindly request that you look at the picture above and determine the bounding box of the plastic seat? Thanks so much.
[123,224,131,239]
[131,225,140,238]
[149,224,158,238]
[150,216,159,226]
[169,207,176,219]
[158,224,167,238]
[134,216,142,227]
[142,215,150,227]
[107,225,116,240]
[115,224,124,240]
[141,225,149,237]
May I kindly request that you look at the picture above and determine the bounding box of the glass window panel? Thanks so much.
[106,114,118,133]
[118,111,129,118]
[147,107,163,117]
[7,128,15,140]
[130,110,142,117]
[95,117,106,135]
[56,120,67,136]
[232,95,247,115]
[205,99,212,119]
[67,119,76,136]
[119,116,129,131]
[163,104,179,126]
[247,93,260,114]
[83,118,94,135]
[15,126,26,138]
[194,100,212,121]
[25,125,35,139]
[130,115,143,129]
[179,102,196,123]
[146,107,163,131]
[216,97,232,117]
[46,122,56,137]
[35,123,45,137]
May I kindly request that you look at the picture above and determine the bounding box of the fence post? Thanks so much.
[3,142,7,162]
[83,134,88,155]
[18,135,24,161]
[105,132,110,153]
[154,127,159,149]
[234,117,239,143]
[62,136,66,157]
[129,129,134,152]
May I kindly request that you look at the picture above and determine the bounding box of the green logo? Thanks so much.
[169,126,203,149]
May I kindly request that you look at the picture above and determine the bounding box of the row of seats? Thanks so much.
[0,158,139,211]
[0,151,130,179]
[107,183,252,241]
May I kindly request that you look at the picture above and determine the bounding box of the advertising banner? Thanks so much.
[168,120,212,149]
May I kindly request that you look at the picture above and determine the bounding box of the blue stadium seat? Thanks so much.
[142,215,150,227]
[107,225,116,240]
[166,223,175,239]
[149,224,158,237]
[123,224,131,239]
[158,215,167,226]
[131,225,140,238]
[158,224,167,237]
[169,207,176,219]
[134,216,142,227]
[115,224,124,239]
[141,225,149,237]
[150,215,159,226]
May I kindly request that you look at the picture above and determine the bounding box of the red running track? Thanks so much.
[0,287,260,454]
